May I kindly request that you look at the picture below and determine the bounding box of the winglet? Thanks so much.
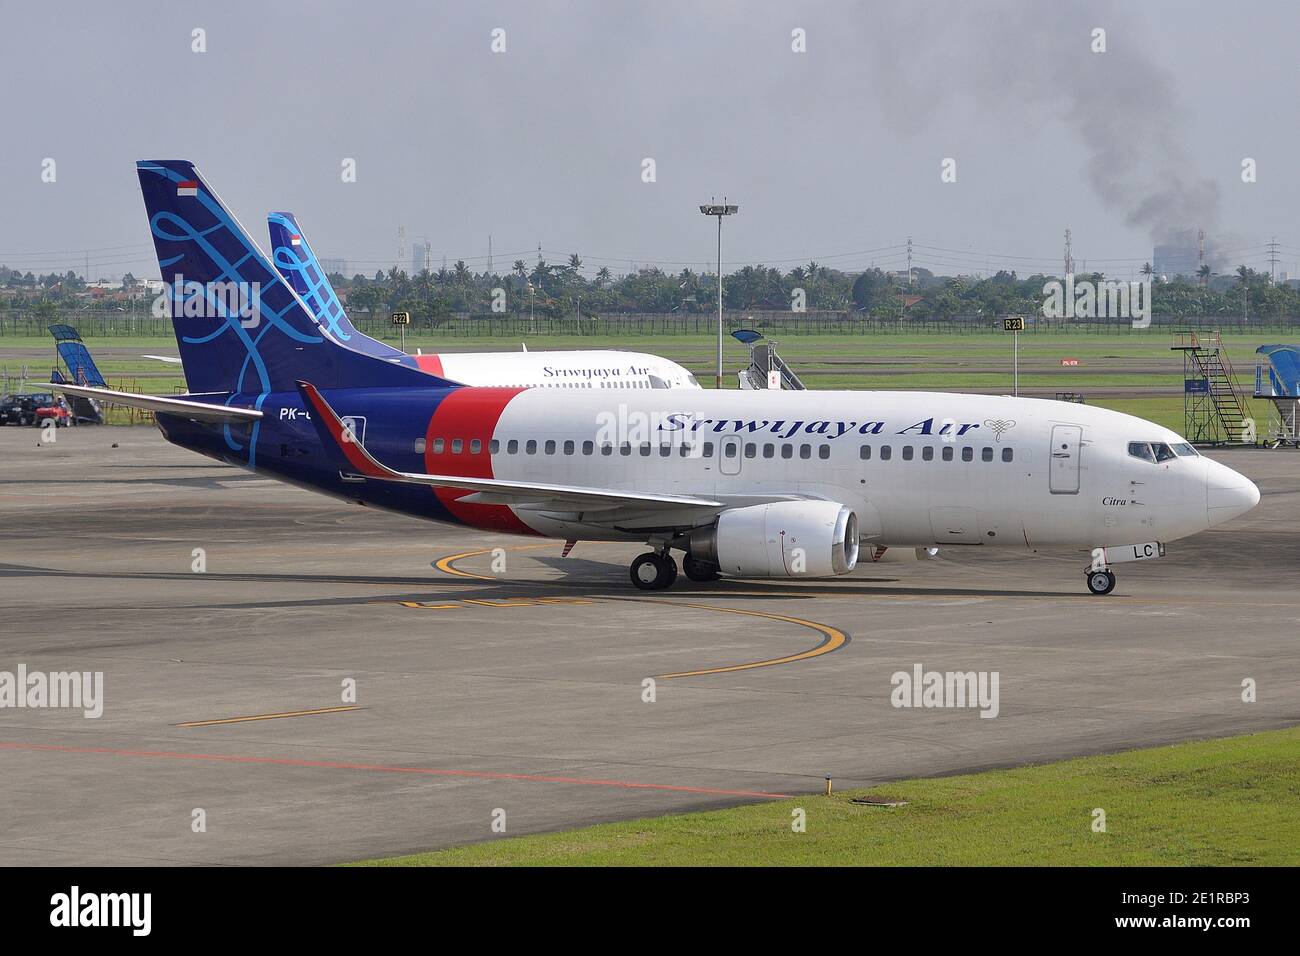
[295,380,399,479]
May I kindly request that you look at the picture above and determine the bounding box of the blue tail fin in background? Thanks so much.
[267,211,415,367]
[137,161,444,394]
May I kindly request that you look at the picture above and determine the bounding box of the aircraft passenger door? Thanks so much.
[719,436,742,476]
[1049,424,1083,494]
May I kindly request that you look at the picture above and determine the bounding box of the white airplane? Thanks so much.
[57,161,1261,599]
[265,211,701,391]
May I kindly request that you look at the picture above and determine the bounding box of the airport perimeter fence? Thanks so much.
[3,310,1300,339]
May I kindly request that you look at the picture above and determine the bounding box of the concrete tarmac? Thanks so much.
[0,425,1296,865]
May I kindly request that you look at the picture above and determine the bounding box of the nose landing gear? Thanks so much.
[1086,568,1116,595]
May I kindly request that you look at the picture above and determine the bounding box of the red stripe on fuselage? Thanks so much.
[414,354,445,377]
[425,387,538,536]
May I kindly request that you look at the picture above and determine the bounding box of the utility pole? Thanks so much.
[699,198,738,389]
[1063,228,1073,278]
[906,237,913,288]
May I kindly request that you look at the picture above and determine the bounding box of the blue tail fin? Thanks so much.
[267,211,415,366]
[137,161,442,394]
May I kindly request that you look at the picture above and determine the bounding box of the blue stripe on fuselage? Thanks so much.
[155,386,462,525]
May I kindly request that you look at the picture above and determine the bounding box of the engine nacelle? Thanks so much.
[688,501,859,578]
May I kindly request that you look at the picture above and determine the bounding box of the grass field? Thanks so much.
[351,728,1300,866]
[0,329,1283,434]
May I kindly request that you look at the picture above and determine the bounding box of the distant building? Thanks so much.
[1153,242,1200,279]
[319,257,348,277]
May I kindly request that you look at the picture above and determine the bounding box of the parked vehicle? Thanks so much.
[0,392,58,426]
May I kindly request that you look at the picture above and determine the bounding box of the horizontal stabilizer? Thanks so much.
[46,382,262,423]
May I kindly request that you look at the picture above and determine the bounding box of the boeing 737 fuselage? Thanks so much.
[49,161,1261,596]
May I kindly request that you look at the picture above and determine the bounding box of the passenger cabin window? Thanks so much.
[582,440,593,455]
[702,442,714,458]
[981,447,993,462]
[880,445,892,461]
[489,439,499,454]
[470,439,481,454]
[942,446,953,461]
[433,438,445,454]
[902,445,914,461]
[860,445,872,460]
[818,445,830,460]
[744,443,757,459]
[799,444,811,460]
[781,444,793,459]
[1001,447,1013,462]
[507,439,518,454]
[961,447,973,462]
[525,440,537,455]
[921,446,934,461]
[451,439,463,454]
[544,440,556,455]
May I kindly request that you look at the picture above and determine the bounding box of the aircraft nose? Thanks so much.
[1205,459,1261,525]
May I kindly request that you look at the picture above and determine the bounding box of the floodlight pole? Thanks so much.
[716,215,723,389]
[700,200,738,389]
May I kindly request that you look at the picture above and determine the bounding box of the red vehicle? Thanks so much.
[33,397,72,427]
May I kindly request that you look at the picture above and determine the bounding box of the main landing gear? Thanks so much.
[1085,567,1116,595]
[629,550,721,590]
[630,551,677,590]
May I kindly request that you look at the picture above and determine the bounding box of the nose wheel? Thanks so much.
[1086,569,1116,595]
[630,551,678,590]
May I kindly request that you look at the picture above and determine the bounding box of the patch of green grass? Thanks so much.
[351,728,1300,866]
[0,330,1278,437]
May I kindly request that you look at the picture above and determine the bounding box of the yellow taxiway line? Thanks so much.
[176,705,361,728]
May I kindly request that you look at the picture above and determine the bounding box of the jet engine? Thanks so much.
[687,501,858,578]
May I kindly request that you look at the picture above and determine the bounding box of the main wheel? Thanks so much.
[682,555,720,582]
[1086,569,1116,595]
[630,552,677,591]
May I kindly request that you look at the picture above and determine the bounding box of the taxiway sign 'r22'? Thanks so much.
[49,161,1261,595]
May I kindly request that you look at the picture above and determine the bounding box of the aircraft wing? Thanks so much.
[296,381,723,512]
[45,382,262,423]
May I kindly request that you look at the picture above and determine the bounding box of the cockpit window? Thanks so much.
[1171,442,1199,457]
[1152,442,1177,462]
[686,373,699,387]
[1128,442,1155,463]
[648,374,670,390]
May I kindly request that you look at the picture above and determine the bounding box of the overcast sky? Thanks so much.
[2,0,1298,281]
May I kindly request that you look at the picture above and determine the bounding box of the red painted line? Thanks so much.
[0,741,792,800]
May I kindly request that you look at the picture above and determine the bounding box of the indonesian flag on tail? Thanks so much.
[290,234,301,246]
[177,180,198,197]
